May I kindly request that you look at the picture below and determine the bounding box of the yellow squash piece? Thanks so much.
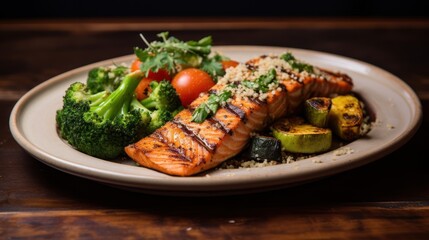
[328,95,363,141]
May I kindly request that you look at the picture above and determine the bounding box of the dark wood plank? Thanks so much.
[2,18,428,31]
[2,203,429,239]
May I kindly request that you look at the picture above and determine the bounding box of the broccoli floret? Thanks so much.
[87,65,129,93]
[130,98,174,135]
[56,71,151,159]
[141,80,182,112]
[147,110,173,134]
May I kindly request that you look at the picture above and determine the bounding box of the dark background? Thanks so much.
[2,0,428,19]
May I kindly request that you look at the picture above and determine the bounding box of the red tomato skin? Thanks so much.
[130,59,171,81]
[147,69,171,81]
[130,59,141,72]
[172,68,215,107]
[135,78,153,101]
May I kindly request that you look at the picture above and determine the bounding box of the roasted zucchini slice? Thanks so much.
[271,117,332,154]
[247,136,282,161]
[304,97,332,128]
[328,95,363,141]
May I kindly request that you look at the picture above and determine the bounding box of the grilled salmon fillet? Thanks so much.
[125,54,353,176]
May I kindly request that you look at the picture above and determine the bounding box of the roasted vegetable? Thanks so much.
[247,136,282,161]
[328,95,363,141]
[271,117,332,154]
[304,97,332,128]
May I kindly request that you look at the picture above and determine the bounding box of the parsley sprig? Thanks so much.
[191,90,232,123]
[280,52,314,73]
[241,69,278,93]
[134,32,225,79]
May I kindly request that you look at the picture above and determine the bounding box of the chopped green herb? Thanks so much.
[192,90,232,123]
[200,54,226,80]
[242,68,278,93]
[281,52,295,62]
[280,52,314,73]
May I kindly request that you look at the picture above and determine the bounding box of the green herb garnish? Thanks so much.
[242,68,278,93]
[200,54,226,79]
[134,32,225,80]
[191,90,232,123]
[280,52,314,73]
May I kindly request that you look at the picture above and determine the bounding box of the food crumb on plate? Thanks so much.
[372,119,383,127]
[312,158,323,163]
[240,159,277,168]
[333,147,354,156]
[219,152,313,169]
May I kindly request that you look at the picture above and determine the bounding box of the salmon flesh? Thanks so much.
[125,54,353,176]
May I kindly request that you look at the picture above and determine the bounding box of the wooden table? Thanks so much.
[1,18,429,239]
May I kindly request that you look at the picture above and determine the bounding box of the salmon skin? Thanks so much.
[125,54,353,176]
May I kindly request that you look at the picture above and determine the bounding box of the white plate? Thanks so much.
[9,46,422,196]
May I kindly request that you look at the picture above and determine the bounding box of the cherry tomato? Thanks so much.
[221,60,239,70]
[172,68,215,107]
[130,58,141,72]
[135,78,153,101]
[130,59,171,81]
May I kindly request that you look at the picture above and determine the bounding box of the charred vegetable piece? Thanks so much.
[271,117,332,154]
[328,95,363,141]
[304,97,332,128]
[247,136,282,161]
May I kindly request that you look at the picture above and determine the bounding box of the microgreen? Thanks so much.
[134,32,225,79]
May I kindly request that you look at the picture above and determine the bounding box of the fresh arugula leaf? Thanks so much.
[134,48,176,76]
[200,56,225,80]
[134,32,230,81]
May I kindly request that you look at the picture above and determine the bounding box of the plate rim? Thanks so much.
[9,45,423,194]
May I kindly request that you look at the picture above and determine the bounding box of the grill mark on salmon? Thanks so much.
[171,120,216,153]
[245,63,257,71]
[224,102,247,121]
[125,54,353,176]
[152,131,192,162]
[207,117,233,135]
[320,69,353,85]
[248,96,267,105]
[172,109,221,152]
[187,93,235,135]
